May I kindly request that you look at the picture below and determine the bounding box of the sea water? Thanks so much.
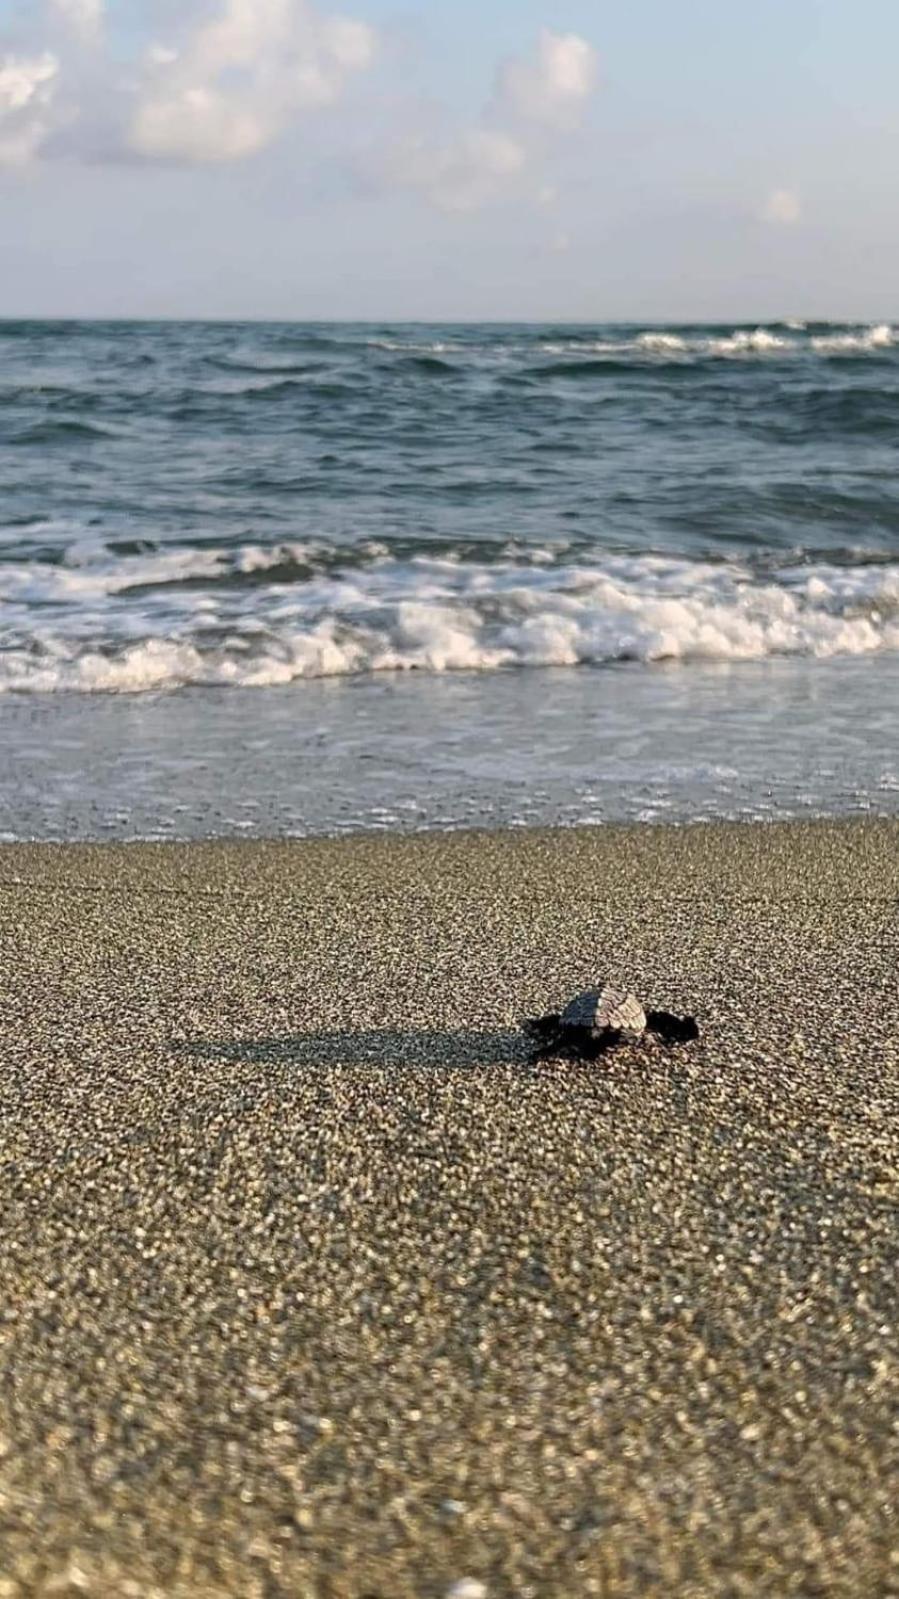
[1,319,897,837]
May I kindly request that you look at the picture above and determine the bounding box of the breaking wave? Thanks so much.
[3,317,899,698]
[536,324,895,364]
[361,323,896,364]
[2,541,898,693]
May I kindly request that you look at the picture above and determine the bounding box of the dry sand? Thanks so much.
[1,822,897,1597]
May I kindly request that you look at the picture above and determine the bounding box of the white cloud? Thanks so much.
[0,0,375,167]
[130,0,377,163]
[0,10,593,191]
[380,30,597,213]
[133,85,272,162]
[495,30,597,130]
[50,0,104,44]
[762,187,801,225]
[0,52,59,165]
[384,127,526,213]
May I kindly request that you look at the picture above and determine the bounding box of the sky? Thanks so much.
[0,0,897,320]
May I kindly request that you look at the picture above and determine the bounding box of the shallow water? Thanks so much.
[2,654,896,840]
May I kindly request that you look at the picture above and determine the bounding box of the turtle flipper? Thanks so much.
[527,1022,616,1063]
[645,1010,699,1044]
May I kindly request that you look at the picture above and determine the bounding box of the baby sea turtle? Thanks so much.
[524,984,699,1062]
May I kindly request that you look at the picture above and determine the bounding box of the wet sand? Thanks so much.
[1,822,897,1597]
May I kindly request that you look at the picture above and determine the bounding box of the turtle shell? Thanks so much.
[560,986,647,1038]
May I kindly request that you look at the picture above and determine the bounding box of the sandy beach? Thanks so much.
[1,821,897,1598]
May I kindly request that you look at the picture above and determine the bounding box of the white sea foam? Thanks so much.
[2,545,227,606]
[637,332,688,353]
[368,339,451,354]
[810,322,894,354]
[366,324,895,363]
[2,544,899,693]
[706,328,790,355]
[534,324,895,363]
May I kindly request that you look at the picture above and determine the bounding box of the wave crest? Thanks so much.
[2,545,898,693]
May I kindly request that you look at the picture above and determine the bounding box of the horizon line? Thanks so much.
[0,313,894,327]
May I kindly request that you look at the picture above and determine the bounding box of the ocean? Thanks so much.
[1,317,898,839]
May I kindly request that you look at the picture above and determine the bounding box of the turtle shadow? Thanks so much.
[172,1027,531,1072]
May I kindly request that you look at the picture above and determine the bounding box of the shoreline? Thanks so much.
[1,820,897,1595]
[3,807,898,851]
[3,814,898,904]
